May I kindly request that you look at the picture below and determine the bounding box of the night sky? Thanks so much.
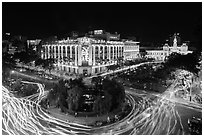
[2,2,202,45]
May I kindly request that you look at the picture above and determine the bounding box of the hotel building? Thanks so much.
[41,30,140,75]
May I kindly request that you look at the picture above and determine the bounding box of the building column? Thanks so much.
[47,45,50,59]
[41,46,44,59]
[75,46,77,66]
[103,46,105,59]
[47,45,49,59]
[113,46,115,60]
[118,46,120,57]
[55,46,57,58]
[78,45,82,66]
[58,45,60,61]
[93,46,95,66]
[122,46,124,58]
[65,45,68,57]
[116,46,118,59]
[49,46,51,58]
[108,46,111,60]
[88,45,92,66]
[70,45,72,59]
[98,45,100,59]
[61,45,63,59]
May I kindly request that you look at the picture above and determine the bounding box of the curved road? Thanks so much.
[2,67,201,135]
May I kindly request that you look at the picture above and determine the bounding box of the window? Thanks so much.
[67,46,70,56]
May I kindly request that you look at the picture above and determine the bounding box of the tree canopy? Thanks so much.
[46,77,126,115]
[165,52,201,75]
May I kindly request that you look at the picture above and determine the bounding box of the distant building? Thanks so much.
[8,35,28,54]
[41,30,139,75]
[27,39,41,51]
[89,30,120,41]
[146,33,192,61]
[123,40,140,60]
[2,40,11,53]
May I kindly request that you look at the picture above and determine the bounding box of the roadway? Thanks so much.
[87,61,163,79]
[2,78,201,135]
[2,61,202,135]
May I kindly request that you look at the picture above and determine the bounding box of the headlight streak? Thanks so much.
[2,78,191,135]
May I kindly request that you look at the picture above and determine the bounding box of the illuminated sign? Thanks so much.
[79,37,90,45]
[94,30,103,35]
[109,36,118,39]
[81,45,89,61]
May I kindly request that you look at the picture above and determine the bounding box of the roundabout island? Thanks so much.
[41,77,134,127]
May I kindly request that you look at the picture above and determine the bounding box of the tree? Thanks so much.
[139,49,147,58]
[43,58,55,72]
[165,52,201,75]
[35,58,45,66]
[102,78,125,111]
[11,36,27,52]
[66,85,83,111]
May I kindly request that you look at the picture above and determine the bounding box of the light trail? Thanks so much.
[2,69,200,135]
[2,82,92,135]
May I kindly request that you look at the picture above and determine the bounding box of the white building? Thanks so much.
[146,50,170,61]
[146,33,192,61]
[123,40,140,60]
[41,31,140,75]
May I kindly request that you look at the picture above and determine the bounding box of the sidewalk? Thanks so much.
[17,63,76,80]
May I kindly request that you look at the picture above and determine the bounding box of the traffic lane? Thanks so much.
[175,103,202,135]
[10,70,58,90]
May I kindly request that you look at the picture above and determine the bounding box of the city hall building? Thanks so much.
[41,30,140,75]
[146,33,192,61]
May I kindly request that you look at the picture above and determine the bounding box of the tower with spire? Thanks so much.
[173,33,177,48]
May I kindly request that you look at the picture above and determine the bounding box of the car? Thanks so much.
[188,117,202,135]
[19,68,26,72]
[95,121,103,126]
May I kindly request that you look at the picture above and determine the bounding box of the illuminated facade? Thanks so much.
[123,40,140,60]
[41,36,129,75]
[146,33,192,61]
[27,39,41,51]
[41,30,140,75]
